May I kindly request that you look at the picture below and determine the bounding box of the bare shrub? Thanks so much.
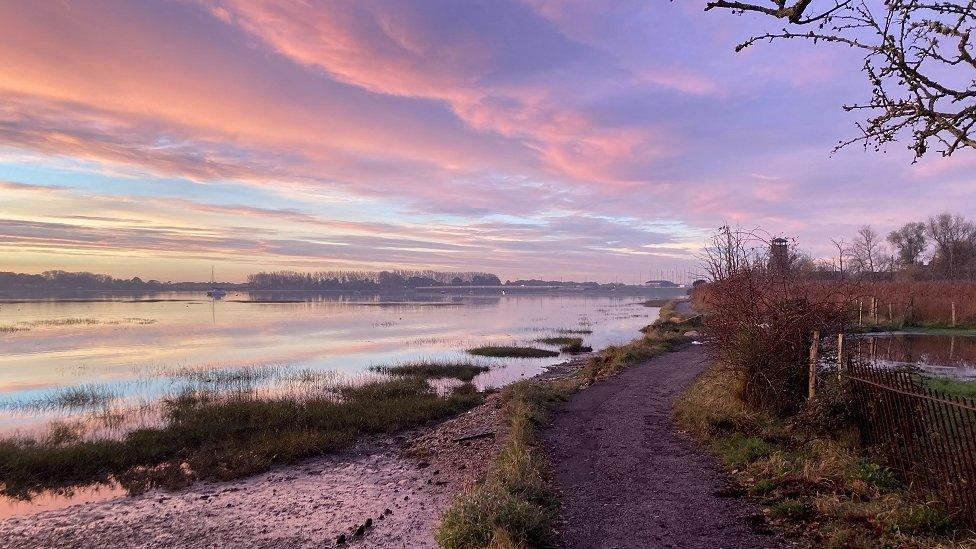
[697,226,852,416]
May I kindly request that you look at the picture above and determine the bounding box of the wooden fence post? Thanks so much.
[888,303,893,324]
[837,333,845,379]
[809,330,820,400]
[858,300,863,325]
[871,297,878,325]
[952,302,957,327]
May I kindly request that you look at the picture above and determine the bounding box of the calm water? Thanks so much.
[855,333,976,379]
[0,291,680,439]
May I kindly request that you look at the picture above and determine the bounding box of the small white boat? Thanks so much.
[206,266,226,299]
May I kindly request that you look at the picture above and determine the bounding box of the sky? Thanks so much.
[1,1,974,283]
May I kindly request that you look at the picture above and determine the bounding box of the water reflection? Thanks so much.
[0,291,682,438]
[855,333,976,379]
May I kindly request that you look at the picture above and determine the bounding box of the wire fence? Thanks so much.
[847,361,976,527]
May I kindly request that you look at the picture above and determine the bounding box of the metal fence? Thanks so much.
[847,362,976,527]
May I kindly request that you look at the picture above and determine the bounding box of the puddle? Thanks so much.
[854,333,976,379]
[0,483,125,520]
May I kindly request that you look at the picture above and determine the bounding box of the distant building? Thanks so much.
[645,279,678,287]
[770,237,789,273]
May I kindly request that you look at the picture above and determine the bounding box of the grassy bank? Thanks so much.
[675,365,973,547]
[437,302,696,548]
[0,377,482,499]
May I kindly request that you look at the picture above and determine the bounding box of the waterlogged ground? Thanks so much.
[854,332,976,379]
[0,291,680,439]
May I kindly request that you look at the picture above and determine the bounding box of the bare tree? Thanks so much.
[703,0,976,158]
[926,212,976,278]
[887,221,928,266]
[830,237,848,277]
[849,225,886,273]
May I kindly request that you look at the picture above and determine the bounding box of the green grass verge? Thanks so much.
[674,364,971,547]
[371,361,491,382]
[0,378,482,499]
[922,376,976,399]
[900,325,976,337]
[468,346,560,358]
[436,380,575,548]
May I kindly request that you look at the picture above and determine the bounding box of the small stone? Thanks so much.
[355,525,365,536]
[364,518,373,529]
[336,534,346,545]
[384,508,393,515]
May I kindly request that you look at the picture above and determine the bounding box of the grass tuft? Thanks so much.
[534,336,582,346]
[468,346,559,358]
[372,361,491,382]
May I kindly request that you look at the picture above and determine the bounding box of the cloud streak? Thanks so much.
[0,0,971,279]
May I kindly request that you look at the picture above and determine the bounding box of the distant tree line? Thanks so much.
[822,213,976,280]
[1,269,672,293]
[246,270,502,290]
[0,270,180,291]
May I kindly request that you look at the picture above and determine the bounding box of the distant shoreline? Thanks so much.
[0,286,688,302]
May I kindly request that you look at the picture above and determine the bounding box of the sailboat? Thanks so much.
[206,266,227,299]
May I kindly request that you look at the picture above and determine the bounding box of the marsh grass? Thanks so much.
[674,364,971,546]
[468,346,559,359]
[168,364,289,386]
[0,377,482,499]
[534,337,582,346]
[2,384,120,412]
[559,342,592,354]
[372,361,491,382]
[555,328,593,335]
[0,317,155,333]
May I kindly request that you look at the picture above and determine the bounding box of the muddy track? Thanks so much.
[543,346,783,548]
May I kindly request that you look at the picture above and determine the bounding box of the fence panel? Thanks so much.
[847,362,976,527]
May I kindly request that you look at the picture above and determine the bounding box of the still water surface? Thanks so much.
[854,332,976,379]
[0,291,679,438]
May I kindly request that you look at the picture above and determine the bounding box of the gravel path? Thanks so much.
[543,345,783,549]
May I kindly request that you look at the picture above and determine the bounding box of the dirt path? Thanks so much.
[543,346,783,548]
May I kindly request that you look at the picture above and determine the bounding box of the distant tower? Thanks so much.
[769,238,789,273]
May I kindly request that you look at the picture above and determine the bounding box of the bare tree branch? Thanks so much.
[705,0,976,158]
